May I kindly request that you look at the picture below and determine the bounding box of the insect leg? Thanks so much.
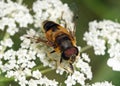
[46,52,57,61]
[26,36,56,47]
[61,63,74,74]
[69,63,74,73]
[60,57,63,63]
[50,50,56,53]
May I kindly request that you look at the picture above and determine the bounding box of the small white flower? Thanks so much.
[52,80,59,86]
[56,66,65,75]
[76,56,92,80]
[84,30,106,55]
[65,76,76,86]
[72,71,86,85]
[1,38,13,47]
[28,79,38,86]
[0,53,3,59]
[37,77,58,86]
[23,68,32,76]
[32,70,42,79]
[0,45,3,50]
[107,57,120,71]
[37,53,49,67]
[14,11,33,27]
[27,61,36,68]
[82,53,90,62]
[108,43,120,60]
[3,49,16,60]
[7,27,19,36]
[5,70,14,78]
[20,38,31,49]
[46,79,58,86]
[26,29,37,37]
[18,76,28,86]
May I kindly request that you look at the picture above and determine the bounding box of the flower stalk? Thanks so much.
[0,32,10,54]
[17,0,23,4]
[80,45,92,53]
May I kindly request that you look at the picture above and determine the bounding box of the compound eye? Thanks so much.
[64,47,78,57]
[61,52,69,60]
[61,47,79,60]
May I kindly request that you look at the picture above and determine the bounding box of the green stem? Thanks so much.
[80,45,92,53]
[40,68,53,74]
[32,65,45,71]
[0,32,10,54]
[32,65,53,74]
[0,67,53,82]
[0,76,14,82]
[17,0,23,4]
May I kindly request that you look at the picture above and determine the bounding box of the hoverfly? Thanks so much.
[28,20,79,73]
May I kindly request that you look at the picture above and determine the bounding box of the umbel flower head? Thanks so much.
[84,20,120,71]
[0,0,33,35]
[0,0,92,86]
[32,0,74,30]
[21,0,93,85]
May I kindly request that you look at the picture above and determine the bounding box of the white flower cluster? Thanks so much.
[0,32,58,86]
[65,53,92,86]
[0,0,91,86]
[0,48,34,84]
[23,29,92,86]
[0,0,58,85]
[21,0,92,85]
[84,20,120,71]
[0,38,13,49]
[0,0,33,35]
[33,0,74,31]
